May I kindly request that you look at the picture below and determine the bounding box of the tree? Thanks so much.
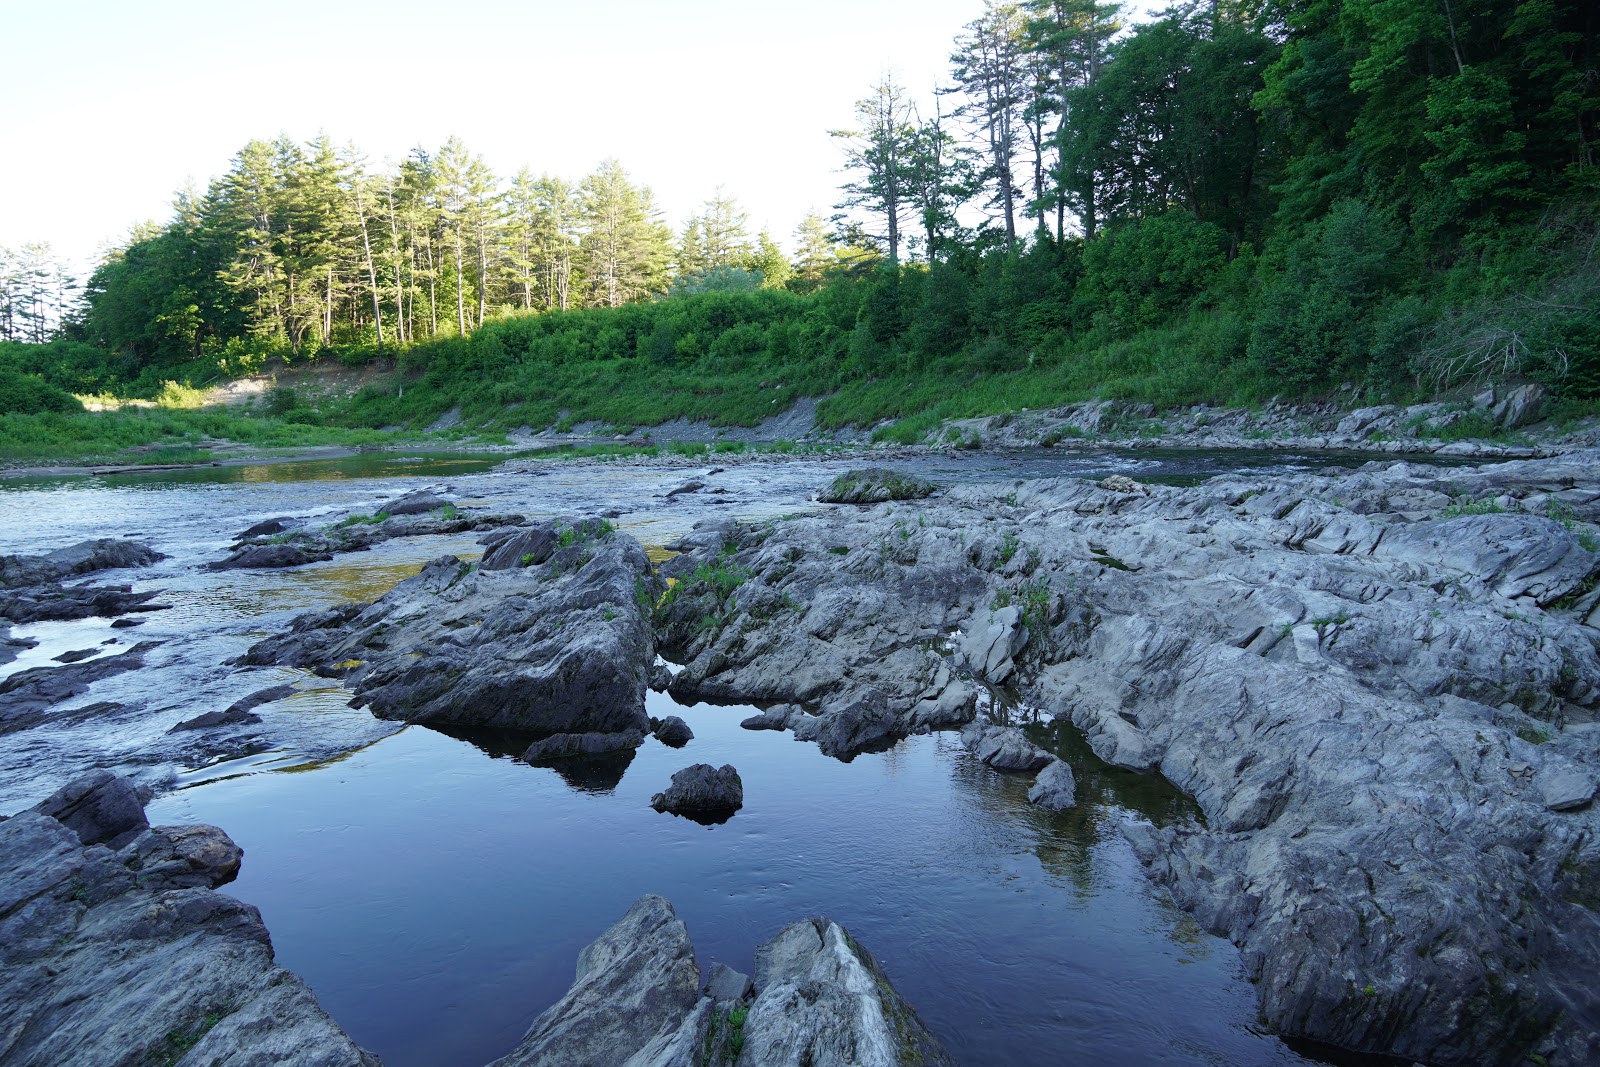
[832,73,918,264]
[949,2,1030,248]
[579,160,671,308]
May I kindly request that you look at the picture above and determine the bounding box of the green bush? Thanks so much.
[0,367,84,415]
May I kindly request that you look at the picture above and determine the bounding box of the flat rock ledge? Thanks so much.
[652,451,1600,1065]
[0,538,167,624]
[490,894,955,1067]
[0,771,379,1066]
[236,517,664,738]
[208,489,524,570]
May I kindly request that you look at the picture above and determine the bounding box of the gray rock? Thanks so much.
[168,706,263,732]
[960,605,1029,682]
[1539,763,1597,811]
[647,661,674,693]
[480,526,559,571]
[1493,383,1547,429]
[741,706,795,731]
[0,538,166,589]
[210,500,524,570]
[704,961,752,1003]
[238,520,663,738]
[1028,758,1077,810]
[31,769,152,848]
[524,729,646,762]
[1,643,160,736]
[651,715,694,747]
[650,764,743,818]
[381,488,451,515]
[491,895,700,1067]
[0,784,379,1066]
[961,723,1053,773]
[740,918,956,1067]
[818,468,936,504]
[664,479,704,498]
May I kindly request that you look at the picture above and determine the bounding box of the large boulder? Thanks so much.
[238,519,664,738]
[0,774,380,1067]
[818,468,936,505]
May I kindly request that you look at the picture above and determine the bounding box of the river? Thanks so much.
[0,447,1415,1066]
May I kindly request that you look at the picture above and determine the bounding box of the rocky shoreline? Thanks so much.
[654,454,1600,1064]
[2,441,1598,1064]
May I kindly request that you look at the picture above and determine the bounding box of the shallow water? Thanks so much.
[1,447,1435,1065]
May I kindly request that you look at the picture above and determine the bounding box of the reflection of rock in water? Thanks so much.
[1029,718,1201,829]
[429,723,637,793]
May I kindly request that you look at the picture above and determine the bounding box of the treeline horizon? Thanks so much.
[3,0,1597,440]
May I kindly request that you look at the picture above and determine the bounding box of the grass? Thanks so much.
[0,407,413,464]
[336,512,389,528]
[135,446,215,465]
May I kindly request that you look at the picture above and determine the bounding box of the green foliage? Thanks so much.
[336,512,390,528]
[0,366,83,415]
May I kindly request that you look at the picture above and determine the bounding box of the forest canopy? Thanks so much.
[5,0,1597,429]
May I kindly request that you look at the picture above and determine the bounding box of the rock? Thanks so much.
[51,647,100,663]
[1493,383,1547,429]
[492,896,950,1067]
[664,480,704,498]
[210,499,525,570]
[1538,763,1597,811]
[235,516,294,539]
[481,526,559,570]
[524,729,646,762]
[31,769,152,848]
[0,642,160,736]
[1099,474,1148,494]
[0,538,166,589]
[110,617,145,628]
[818,468,936,504]
[382,488,451,515]
[651,715,694,747]
[960,605,1029,683]
[704,962,752,1003]
[961,723,1053,773]
[740,917,956,1067]
[647,661,674,693]
[650,764,743,819]
[1028,758,1077,810]
[238,519,664,739]
[741,707,794,731]
[490,895,700,1067]
[0,785,379,1066]
[169,707,265,732]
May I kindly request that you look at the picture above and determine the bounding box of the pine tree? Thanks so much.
[831,73,918,264]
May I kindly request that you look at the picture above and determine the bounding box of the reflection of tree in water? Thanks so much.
[424,724,635,793]
[946,691,1215,956]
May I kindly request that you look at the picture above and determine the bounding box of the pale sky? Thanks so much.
[2,0,1160,273]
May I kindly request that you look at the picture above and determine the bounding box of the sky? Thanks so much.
[1,0,1159,273]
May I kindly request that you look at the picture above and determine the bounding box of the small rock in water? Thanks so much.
[52,648,101,664]
[650,763,743,822]
[961,723,1053,773]
[651,715,694,747]
[1028,758,1078,810]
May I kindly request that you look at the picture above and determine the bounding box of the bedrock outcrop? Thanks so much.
[0,771,380,1066]
[0,538,167,623]
[237,518,663,741]
[491,894,954,1067]
[654,450,1600,1065]
[208,488,524,570]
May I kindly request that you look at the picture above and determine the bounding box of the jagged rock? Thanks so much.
[524,729,646,762]
[1493,383,1548,430]
[740,917,956,1067]
[0,776,379,1066]
[741,706,795,731]
[209,497,524,570]
[51,648,100,664]
[169,707,264,732]
[238,519,663,737]
[961,723,1053,773]
[0,539,166,589]
[31,769,152,848]
[1539,763,1597,812]
[480,526,559,570]
[490,894,699,1067]
[818,468,936,504]
[1028,758,1077,810]
[650,764,743,818]
[664,480,704,498]
[650,716,693,747]
[647,661,674,693]
[0,642,160,736]
[235,516,294,539]
[1099,474,1148,494]
[492,896,951,1067]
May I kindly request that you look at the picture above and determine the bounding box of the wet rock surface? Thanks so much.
[0,538,167,623]
[491,894,953,1067]
[237,518,664,739]
[209,489,524,570]
[817,467,937,504]
[0,773,380,1067]
[0,641,161,736]
[654,450,1600,1065]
